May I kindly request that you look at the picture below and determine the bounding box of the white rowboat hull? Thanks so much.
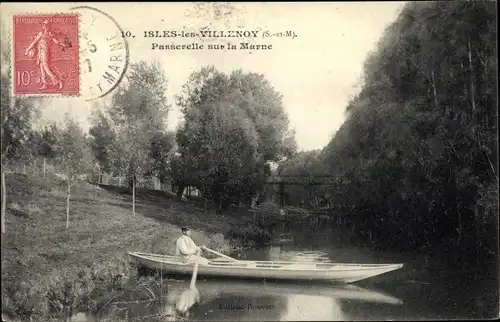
[128,252,403,283]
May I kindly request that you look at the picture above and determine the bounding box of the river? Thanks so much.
[75,223,497,321]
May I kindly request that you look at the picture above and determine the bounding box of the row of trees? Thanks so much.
[1,5,299,229]
[1,91,92,232]
[88,61,173,215]
[1,32,93,230]
[278,1,497,261]
[172,67,296,209]
[89,65,297,214]
[2,56,297,234]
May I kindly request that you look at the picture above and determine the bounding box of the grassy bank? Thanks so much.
[1,173,240,321]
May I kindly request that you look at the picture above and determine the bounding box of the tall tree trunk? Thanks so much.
[279,182,285,208]
[23,163,26,174]
[176,185,185,199]
[66,171,71,229]
[473,206,479,252]
[431,67,439,109]
[1,169,6,234]
[43,158,46,178]
[468,36,476,112]
[132,175,136,216]
[218,193,223,214]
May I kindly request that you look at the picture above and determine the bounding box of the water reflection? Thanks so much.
[83,278,402,321]
[280,295,345,321]
[79,227,404,321]
[190,293,286,321]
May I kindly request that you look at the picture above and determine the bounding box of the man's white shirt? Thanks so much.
[176,235,198,256]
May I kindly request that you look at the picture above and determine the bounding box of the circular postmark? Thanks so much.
[69,6,129,101]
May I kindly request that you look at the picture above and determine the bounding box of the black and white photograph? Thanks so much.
[1,2,498,321]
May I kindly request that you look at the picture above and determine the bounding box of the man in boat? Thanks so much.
[175,227,210,265]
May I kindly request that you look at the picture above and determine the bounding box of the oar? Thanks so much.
[189,250,200,289]
[176,250,201,315]
[202,246,239,261]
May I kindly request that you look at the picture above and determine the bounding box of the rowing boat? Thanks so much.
[128,252,404,283]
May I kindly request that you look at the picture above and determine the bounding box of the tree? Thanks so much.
[96,61,170,215]
[38,123,61,178]
[175,66,297,210]
[15,129,41,174]
[0,48,40,233]
[55,117,92,228]
[148,131,175,184]
[227,70,297,161]
[316,1,497,264]
[88,109,116,173]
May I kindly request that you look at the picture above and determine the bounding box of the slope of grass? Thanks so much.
[1,173,236,321]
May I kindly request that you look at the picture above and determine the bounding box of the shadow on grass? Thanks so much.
[95,184,282,248]
[96,184,228,235]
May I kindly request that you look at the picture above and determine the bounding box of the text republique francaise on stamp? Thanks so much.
[12,14,79,96]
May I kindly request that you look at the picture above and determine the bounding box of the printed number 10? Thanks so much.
[17,71,35,86]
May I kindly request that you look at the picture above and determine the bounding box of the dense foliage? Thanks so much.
[278,1,498,260]
[173,66,297,210]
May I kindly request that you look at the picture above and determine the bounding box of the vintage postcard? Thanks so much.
[0,2,498,322]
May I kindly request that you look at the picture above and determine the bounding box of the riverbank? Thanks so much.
[1,173,240,321]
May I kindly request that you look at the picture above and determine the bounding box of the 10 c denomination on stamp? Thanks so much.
[12,14,80,96]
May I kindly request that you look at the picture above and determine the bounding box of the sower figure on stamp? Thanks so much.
[24,20,69,90]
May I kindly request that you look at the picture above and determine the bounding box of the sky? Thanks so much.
[1,2,406,152]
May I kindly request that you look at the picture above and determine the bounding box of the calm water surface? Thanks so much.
[76,225,496,321]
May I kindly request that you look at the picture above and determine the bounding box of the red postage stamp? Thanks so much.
[12,14,79,96]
